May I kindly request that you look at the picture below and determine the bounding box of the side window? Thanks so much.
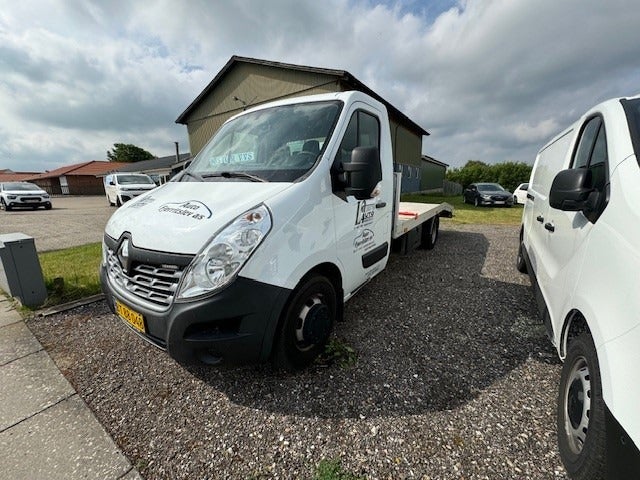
[335,110,380,162]
[571,116,608,194]
[332,109,382,197]
[570,115,610,222]
[572,117,601,170]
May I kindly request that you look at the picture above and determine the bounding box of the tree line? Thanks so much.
[446,160,532,193]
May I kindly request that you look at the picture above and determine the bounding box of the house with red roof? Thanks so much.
[25,161,127,195]
[0,169,42,182]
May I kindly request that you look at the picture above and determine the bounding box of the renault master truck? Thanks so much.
[518,95,640,479]
[100,91,452,369]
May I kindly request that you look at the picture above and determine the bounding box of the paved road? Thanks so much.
[0,196,114,252]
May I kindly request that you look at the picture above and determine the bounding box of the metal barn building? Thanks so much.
[175,56,430,191]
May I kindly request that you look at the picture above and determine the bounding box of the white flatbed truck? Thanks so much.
[100,90,453,368]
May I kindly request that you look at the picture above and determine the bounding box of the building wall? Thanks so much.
[67,176,105,195]
[185,63,341,155]
[420,161,446,191]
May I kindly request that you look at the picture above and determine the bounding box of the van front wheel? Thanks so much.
[557,332,606,480]
[273,275,336,370]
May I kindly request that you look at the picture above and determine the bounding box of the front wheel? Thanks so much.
[557,332,606,480]
[273,275,337,370]
[421,216,439,250]
[474,197,480,207]
[516,240,528,273]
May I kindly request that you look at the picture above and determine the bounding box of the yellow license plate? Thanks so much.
[115,300,145,333]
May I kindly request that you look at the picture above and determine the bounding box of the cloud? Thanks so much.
[1,0,639,173]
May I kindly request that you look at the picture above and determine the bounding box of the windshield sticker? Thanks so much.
[158,201,212,220]
[129,195,156,208]
[354,229,375,252]
[209,152,255,165]
[354,200,375,226]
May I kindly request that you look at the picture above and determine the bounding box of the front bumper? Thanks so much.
[5,198,51,208]
[478,197,513,206]
[101,266,291,365]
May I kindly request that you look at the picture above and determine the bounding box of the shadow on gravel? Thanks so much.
[186,228,559,419]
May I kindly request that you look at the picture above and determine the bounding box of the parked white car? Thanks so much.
[512,182,529,204]
[0,182,51,211]
[518,94,640,478]
[104,173,156,207]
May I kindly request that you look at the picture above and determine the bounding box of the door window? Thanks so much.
[570,115,609,221]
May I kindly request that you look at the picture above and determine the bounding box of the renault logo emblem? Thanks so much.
[117,239,132,275]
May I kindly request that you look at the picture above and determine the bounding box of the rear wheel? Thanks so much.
[421,216,439,250]
[516,240,528,273]
[557,332,606,480]
[273,275,336,370]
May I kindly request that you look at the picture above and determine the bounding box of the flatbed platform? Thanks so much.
[392,202,453,239]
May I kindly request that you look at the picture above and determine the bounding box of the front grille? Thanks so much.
[490,195,509,201]
[106,249,184,310]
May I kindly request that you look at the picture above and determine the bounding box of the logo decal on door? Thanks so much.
[355,200,375,226]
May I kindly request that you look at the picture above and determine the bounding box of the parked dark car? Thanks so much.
[463,182,513,207]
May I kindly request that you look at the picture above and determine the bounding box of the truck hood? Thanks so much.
[105,181,291,254]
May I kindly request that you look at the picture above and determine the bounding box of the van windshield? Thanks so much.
[187,100,342,182]
[117,175,155,185]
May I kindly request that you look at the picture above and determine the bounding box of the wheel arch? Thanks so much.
[560,309,590,360]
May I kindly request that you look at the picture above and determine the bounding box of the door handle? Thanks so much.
[375,202,387,209]
[544,222,555,232]
[536,215,544,223]
[527,193,535,201]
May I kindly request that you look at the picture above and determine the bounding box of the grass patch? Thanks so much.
[316,338,358,368]
[401,193,524,226]
[38,242,102,306]
[314,459,363,480]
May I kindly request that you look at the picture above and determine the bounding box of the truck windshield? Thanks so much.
[187,100,342,182]
[117,175,155,185]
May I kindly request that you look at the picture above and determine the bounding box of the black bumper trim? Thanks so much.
[102,267,291,365]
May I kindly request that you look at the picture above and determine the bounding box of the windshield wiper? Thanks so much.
[180,170,205,182]
[202,171,267,183]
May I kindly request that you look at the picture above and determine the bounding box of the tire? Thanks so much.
[0,198,6,211]
[116,196,122,207]
[513,196,518,205]
[422,216,439,250]
[474,197,480,207]
[462,195,467,204]
[516,240,528,273]
[557,332,606,480]
[45,203,52,210]
[273,275,336,370]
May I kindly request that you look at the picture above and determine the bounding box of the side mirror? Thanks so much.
[109,181,115,186]
[342,147,381,200]
[549,169,594,211]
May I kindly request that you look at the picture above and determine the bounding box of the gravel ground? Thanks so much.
[27,223,568,479]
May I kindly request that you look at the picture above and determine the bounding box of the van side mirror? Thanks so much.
[109,181,115,186]
[549,169,595,211]
[342,147,381,200]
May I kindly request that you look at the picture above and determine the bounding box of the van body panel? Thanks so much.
[521,95,640,472]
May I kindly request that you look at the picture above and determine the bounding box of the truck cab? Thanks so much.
[101,91,450,369]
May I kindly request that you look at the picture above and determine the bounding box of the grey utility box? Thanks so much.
[0,233,47,307]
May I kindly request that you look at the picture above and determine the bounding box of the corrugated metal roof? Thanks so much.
[175,55,429,137]
[25,161,128,180]
[115,153,191,173]
[421,155,449,168]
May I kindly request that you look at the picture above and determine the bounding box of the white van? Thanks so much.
[518,95,640,478]
[104,173,156,206]
[100,91,452,370]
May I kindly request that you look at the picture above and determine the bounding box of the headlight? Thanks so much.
[481,194,491,199]
[8,195,16,199]
[177,204,272,299]
[42,194,50,199]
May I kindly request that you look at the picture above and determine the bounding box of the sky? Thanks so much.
[1,0,639,173]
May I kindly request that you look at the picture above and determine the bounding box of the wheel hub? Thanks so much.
[295,295,330,349]
[563,357,591,454]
